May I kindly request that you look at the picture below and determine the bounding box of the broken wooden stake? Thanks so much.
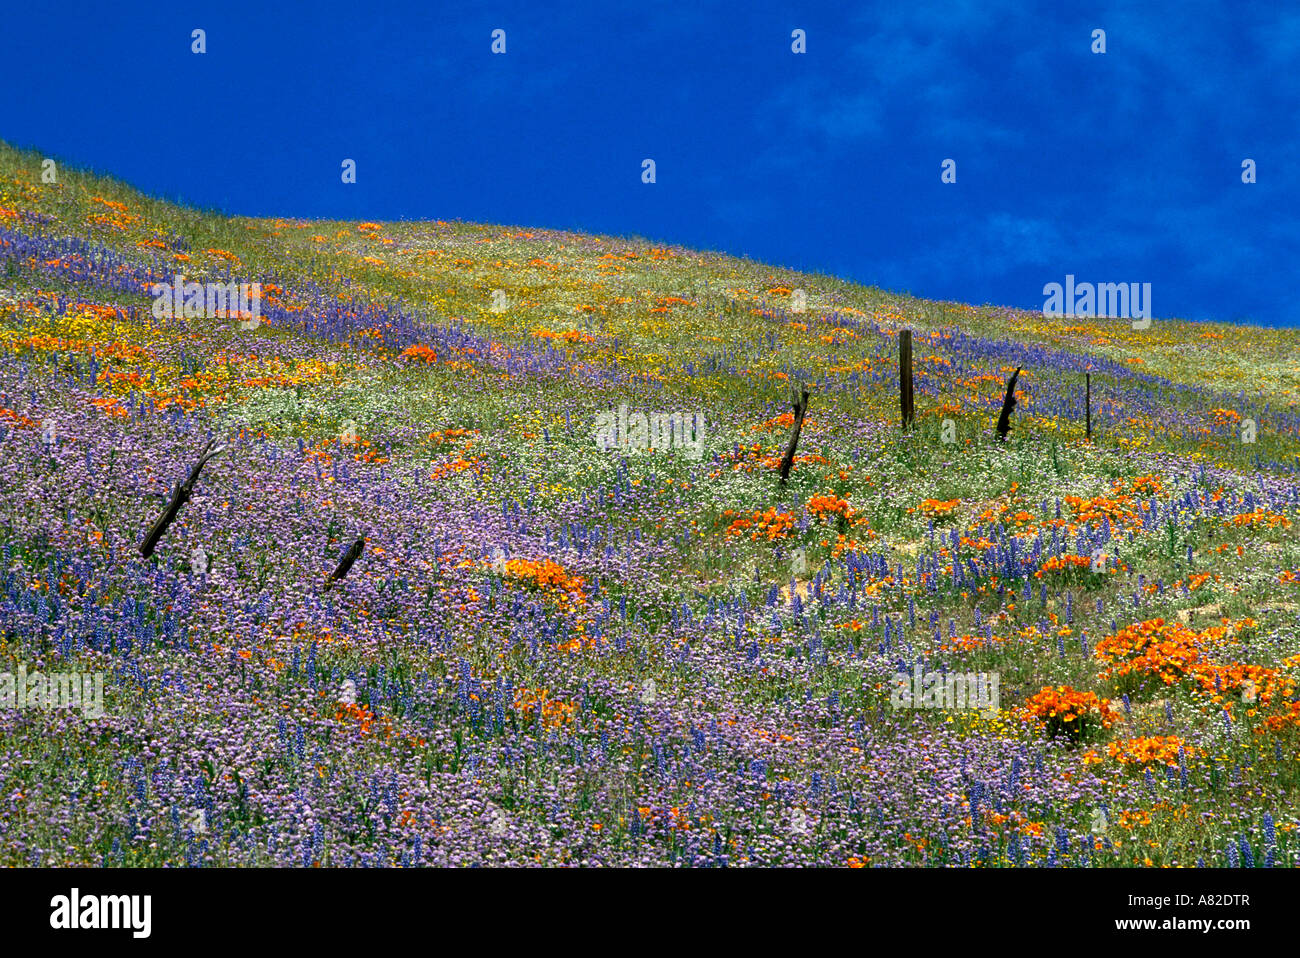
[995,367,1022,441]
[899,329,915,430]
[324,538,365,591]
[138,439,226,558]
[1085,372,1092,441]
[777,383,811,485]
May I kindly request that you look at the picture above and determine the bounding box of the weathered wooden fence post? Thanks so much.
[324,537,365,591]
[1085,372,1092,441]
[139,439,226,558]
[995,367,1022,441]
[778,383,811,485]
[899,329,915,430]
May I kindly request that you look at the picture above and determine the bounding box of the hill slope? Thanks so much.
[2,142,1298,867]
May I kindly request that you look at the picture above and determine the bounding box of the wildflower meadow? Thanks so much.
[0,140,1298,874]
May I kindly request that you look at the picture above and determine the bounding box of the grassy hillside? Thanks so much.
[1,141,1298,867]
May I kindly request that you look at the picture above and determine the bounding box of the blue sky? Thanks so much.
[2,1,1297,325]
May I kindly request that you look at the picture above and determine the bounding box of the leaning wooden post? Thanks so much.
[777,383,811,485]
[899,329,915,430]
[139,439,226,558]
[1085,372,1092,441]
[995,367,1022,441]
[324,538,365,591]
